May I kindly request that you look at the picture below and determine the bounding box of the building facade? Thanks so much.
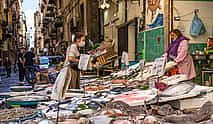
[34,11,42,54]
[36,0,104,55]
[37,0,57,55]
[18,11,27,49]
[0,0,26,61]
[102,0,143,61]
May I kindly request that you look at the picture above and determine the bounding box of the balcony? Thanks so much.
[41,28,46,33]
[55,17,63,27]
[9,0,14,4]
[40,3,45,13]
[44,34,50,41]
[1,20,7,27]
[43,19,48,25]
[47,4,55,11]
[44,39,50,46]
[48,0,55,4]
[46,11,55,17]
[43,16,53,20]
[12,13,17,22]
[49,33,57,40]
[50,27,57,33]
[7,25,13,33]
[48,23,56,32]
[43,16,53,24]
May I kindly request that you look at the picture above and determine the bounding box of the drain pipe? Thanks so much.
[125,0,127,22]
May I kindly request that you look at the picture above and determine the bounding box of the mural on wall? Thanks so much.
[146,0,164,29]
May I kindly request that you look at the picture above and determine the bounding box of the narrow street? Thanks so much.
[0,73,20,93]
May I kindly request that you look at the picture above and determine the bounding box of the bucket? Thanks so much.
[121,64,128,70]
[129,61,139,66]
[121,61,139,70]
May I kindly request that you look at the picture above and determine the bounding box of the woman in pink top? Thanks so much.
[167,29,196,80]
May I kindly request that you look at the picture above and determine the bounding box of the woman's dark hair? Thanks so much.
[73,32,85,42]
[171,29,183,38]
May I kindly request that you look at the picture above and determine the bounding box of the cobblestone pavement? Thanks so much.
[0,73,20,93]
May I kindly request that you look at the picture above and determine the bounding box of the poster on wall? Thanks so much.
[146,0,164,29]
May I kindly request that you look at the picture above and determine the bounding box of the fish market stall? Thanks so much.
[30,57,212,123]
[0,57,213,124]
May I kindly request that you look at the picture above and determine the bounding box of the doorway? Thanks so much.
[117,18,137,66]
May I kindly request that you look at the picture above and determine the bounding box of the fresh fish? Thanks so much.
[160,81,195,97]
[161,74,187,86]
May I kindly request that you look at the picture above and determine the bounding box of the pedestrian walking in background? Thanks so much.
[24,48,36,84]
[17,48,25,82]
[4,57,11,77]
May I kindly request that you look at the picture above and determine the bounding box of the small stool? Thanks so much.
[201,68,213,86]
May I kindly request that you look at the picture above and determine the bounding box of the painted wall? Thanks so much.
[173,1,213,43]
[137,27,164,61]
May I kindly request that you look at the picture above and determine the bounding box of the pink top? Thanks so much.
[173,40,196,80]
[174,40,188,63]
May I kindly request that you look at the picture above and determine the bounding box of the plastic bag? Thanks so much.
[189,12,206,37]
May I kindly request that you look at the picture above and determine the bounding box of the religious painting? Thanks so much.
[146,0,164,29]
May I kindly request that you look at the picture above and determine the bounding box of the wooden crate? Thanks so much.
[96,47,117,66]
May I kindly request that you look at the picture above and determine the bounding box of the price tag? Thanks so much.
[121,51,129,65]
[139,60,145,79]
[139,60,145,70]
[152,57,166,77]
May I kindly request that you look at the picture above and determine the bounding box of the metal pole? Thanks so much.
[56,100,60,124]
[125,0,127,22]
